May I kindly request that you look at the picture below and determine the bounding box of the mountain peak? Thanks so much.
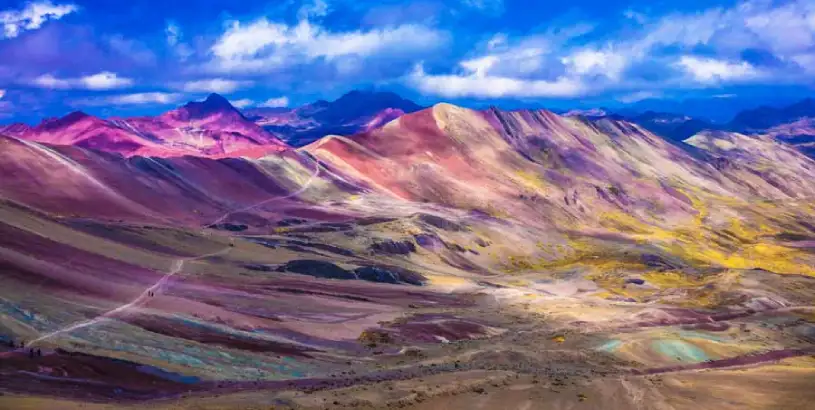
[175,93,242,120]
[38,111,93,131]
[203,93,232,107]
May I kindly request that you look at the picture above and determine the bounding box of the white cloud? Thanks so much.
[179,78,252,93]
[298,0,330,20]
[0,1,77,39]
[622,1,815,73]
[561,48,627,80]
[421,0,815,99]
[209,18,444,74]
[623,9,646,25]
[410,63,584,98]
[617,90,661,103]
[260,96,289,108]
[461,0,504,14]
[74,92,183,107]
[0,89,6,99]
[164,21,194,61]
[80,72,134,90]
[32,74,71,89]
[165,22,180,46]
[229,98,254,108]
[486,33,507,50]
[677,56,759,84]
[31,72,133,90]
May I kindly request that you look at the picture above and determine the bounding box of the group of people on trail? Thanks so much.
[7,340,41,358]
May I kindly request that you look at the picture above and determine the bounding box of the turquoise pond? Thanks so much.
[653,339,711,363]
[596,340,623,352]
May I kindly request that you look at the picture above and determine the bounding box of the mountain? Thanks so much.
[628,111,719,143]
[0,110,164,155]
[4,102,815,408]
[725,98,815,159]
[729,98,815,132]
[0,94,287,158]
[614,95,803,123]
[246,90,423,146]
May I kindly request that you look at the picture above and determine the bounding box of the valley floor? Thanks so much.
[2,191,815,410]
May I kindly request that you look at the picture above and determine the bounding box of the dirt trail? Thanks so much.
[26,154,323,348]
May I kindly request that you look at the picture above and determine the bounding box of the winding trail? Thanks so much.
[26,153,323,348]
[26,248,230,346]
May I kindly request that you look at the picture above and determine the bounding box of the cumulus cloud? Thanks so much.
[208,18,445,74]
[229,98,254,108]
[259,96,289,108]
[414,0,815,99]
[179,78,252,93]
[74,92,183,106]
[561,48,627,81]
[0,1,77,39]
[32,72,133,90]
[409,25,604,99]
[0,89,5,99]
[410,63,584,98]
[677,56,759,84]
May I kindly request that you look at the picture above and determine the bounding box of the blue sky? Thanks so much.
[1,0,815,122]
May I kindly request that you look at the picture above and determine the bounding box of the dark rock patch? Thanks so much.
[356,216,398,226]
[353,266,425,286]
[370,239,416,255]
[276,218,308,226]
[446,243,467,253]
[244,264,275,272]
[474,238,491,247]
[244,237,354,256]
[277,260,356,280]
[416,213,466,231]
[641,254,686,270]
[207,223,248,232]
[287,240,354,256]
[775,232,815,242]
[414,233,445,250]
[276,260,424,286]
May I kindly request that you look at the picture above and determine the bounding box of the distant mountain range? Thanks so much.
[3,90,815,160]
[0,93,287,158]
[607,99,815,159]
[245,90,424,146]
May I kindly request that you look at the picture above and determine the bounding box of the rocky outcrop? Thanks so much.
[369,239,416,255]
[353,266,425,286]
[416,213,466,231]
[276,260,356,280]
[277,260,424,285]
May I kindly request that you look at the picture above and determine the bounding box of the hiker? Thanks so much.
[37,349,42,357]
[29,348,34,359]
